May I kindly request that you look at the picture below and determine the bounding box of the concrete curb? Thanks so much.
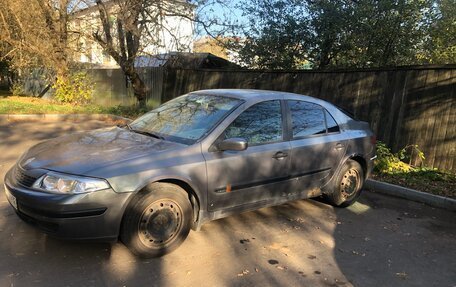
[0,114,131,122]
[365,179,456,211]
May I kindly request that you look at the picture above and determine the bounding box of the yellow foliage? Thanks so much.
[53,72,93,104]
[374,141,424,174]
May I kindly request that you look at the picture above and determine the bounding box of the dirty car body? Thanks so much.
[4,89,375,256]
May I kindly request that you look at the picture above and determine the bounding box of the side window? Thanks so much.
[289,101,326,138]
[325,110,340,133]
[225,100,282,145]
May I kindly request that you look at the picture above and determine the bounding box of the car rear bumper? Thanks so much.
[366,155,375,178]
[4,168,133,241]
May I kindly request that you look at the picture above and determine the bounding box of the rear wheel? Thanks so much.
[325,159,364,207]
[120,183,192,258]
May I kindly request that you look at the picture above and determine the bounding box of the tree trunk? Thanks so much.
[133,79,147,108]
[124,65,147,108]
[318,51,332,69]
[318,39,333,69]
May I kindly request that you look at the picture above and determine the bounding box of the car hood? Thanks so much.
[20,126,186,175]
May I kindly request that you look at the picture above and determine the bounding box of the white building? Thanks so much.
[71,0,194,68]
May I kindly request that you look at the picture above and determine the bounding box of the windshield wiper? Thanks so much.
[130,129,165,140]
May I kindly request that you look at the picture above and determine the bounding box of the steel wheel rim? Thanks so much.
[138,199,183,247]
[340,168,360,199]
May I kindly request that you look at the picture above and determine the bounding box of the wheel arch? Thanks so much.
[156,178,201,226]
[322,153,367,207]
[347,154,368,180]
[124,175,203,229]
[322,153,368,194]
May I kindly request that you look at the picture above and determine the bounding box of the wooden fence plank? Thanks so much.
[402,70,429,166]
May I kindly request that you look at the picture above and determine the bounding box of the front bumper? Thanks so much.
[4,167,133,241]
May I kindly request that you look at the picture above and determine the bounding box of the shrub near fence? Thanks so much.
[91,65,456,172]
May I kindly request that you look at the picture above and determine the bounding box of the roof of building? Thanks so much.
[134,52,240,69]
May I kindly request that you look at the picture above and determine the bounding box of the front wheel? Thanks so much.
[120,183,193,258]
[325,159,364,207]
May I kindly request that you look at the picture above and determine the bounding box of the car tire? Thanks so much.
[325,159,364,207]
[120,183,192,258]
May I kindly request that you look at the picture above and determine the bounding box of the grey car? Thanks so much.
[4,89,376,257]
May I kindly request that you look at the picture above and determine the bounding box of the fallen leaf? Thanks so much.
[240,239,250,244]
[237,269,250,277]
[395,272,408,280]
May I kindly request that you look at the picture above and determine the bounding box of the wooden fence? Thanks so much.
[90,65,456,172]
[160,66,456,172]
[87,67,164,106]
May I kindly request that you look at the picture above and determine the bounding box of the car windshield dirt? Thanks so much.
[129,94,242,144]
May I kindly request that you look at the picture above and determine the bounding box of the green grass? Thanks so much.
[372,169,456,199]
[0,95,152,119]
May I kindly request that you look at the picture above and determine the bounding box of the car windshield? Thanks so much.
[129,94,242,144]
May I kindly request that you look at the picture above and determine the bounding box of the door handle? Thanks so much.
[273,151,288,159]
[335,143,345,150]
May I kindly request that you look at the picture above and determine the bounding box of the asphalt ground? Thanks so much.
[0,119,455,287]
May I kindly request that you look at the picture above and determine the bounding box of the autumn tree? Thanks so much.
[86,0,236,107]
[0,0,82,79]
[87,0,189,107]
[1,0,235,103]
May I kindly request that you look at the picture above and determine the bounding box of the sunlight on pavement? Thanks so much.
[346,201,371,215]
[103,244,138,280]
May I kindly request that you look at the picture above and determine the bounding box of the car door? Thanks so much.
[286,100,346,197]
[203,100,291,212]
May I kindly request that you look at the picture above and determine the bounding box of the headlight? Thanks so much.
[33,171,110,194]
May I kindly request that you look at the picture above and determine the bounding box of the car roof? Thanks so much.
[191,89,315,101]
[190,89,354,125]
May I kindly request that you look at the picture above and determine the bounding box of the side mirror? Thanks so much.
[218,138,248,151]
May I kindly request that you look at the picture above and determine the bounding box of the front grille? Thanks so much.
[14,166,38,187]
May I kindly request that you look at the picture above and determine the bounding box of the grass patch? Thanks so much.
[0,95,153,119]
[372,170,456,199]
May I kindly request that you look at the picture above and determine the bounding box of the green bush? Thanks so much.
[53,72,93,104]
[374,141,425,174]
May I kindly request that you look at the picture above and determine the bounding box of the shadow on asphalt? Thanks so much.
[1,188,455,286]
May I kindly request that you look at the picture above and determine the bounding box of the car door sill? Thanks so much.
[204,190,321,224]
[214,167,331,194]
